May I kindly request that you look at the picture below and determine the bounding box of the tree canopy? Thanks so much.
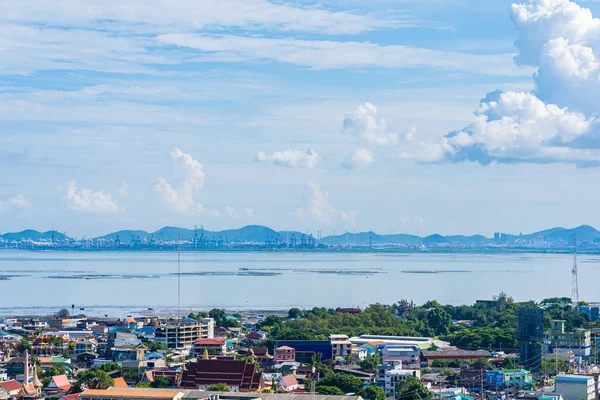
[208,383,230,392]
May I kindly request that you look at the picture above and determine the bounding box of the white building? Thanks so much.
[376,360,420,395]
[555,375,595,400]
[349,334,449,349]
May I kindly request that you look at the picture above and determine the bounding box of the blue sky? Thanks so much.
[1,0,600,238]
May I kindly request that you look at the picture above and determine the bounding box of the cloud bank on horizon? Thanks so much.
[398,0,600,166]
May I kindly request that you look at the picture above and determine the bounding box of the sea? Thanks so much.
[0,250,593,318]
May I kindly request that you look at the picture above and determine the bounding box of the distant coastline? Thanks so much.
[0,246,596,254]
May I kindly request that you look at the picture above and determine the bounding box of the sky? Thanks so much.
[1,0,600,238]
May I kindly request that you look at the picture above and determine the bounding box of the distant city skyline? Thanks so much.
[1,0,600,237]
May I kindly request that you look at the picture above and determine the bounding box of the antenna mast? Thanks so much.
[571,234,579,304]
[177,231,181,320]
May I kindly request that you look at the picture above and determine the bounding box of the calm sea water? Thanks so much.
[0,250,595,317]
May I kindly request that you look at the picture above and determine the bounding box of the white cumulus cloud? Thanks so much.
[398,0,600,166]
[0,195,32,212]
[255,148,320,168]
[296,182,356,225]
[342,103,398,145]
[225,206,256,219]
[154,148,212,213]
[341,148,375,170]
[66,181,123,213]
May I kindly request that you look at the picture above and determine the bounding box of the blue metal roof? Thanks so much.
[556,375,593,383]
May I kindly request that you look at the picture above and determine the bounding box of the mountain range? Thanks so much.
[1,224,599,245]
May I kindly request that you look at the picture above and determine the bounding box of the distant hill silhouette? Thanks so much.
[2,224,600,245]
[1,230,68,242]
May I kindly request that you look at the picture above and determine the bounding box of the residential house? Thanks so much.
[145,352,165,361]
[246,332,267,344]
[76,339,98,355]
[376,363,420,395]
[193,338,227,356]
[180,358,262,392]
[43,375,72,393]
[272,362,300,375]
[249,348,273,368]
[121,360,148,384]
[357,342,384,361]
[0,380,23,398]
[274,341,332,363]
[274,347,295,364]
[91,325,108,338]
[330,335,352,359]
[277,375,299,392]
[112,343,148,362]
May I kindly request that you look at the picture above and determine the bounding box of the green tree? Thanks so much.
[503,357,517,369]
[209,309,227,326]
[359,386,386,400]
[56,309,71,318]
[18,340,32,354]
[317,386,345,396]
[395,376,433,400]
[152,376,172,388]
[74,370,114,392]
[136,382,152,388]
[208,383,231,392]
[359,354,381,372]
[428,343,438,351]
[99,362,122,372]
[427,307,452,335]
[148,341,167,351]
[288,308,303,319]
[317,373,363,394]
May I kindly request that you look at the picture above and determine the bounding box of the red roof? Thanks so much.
[194,338,226,345]
[53,375,72,391]
[280,375,298,388]
[61,394,82,400]
[275,346,294,351]
[181,359,262,391]
[0,380,22,392]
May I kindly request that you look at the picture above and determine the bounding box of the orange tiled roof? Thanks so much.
[82,389,180,398]
[112,377,128,388]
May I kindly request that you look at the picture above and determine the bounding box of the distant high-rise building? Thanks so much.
[518,307,544,370]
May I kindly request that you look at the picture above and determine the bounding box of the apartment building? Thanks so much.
[155,318,215,350]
